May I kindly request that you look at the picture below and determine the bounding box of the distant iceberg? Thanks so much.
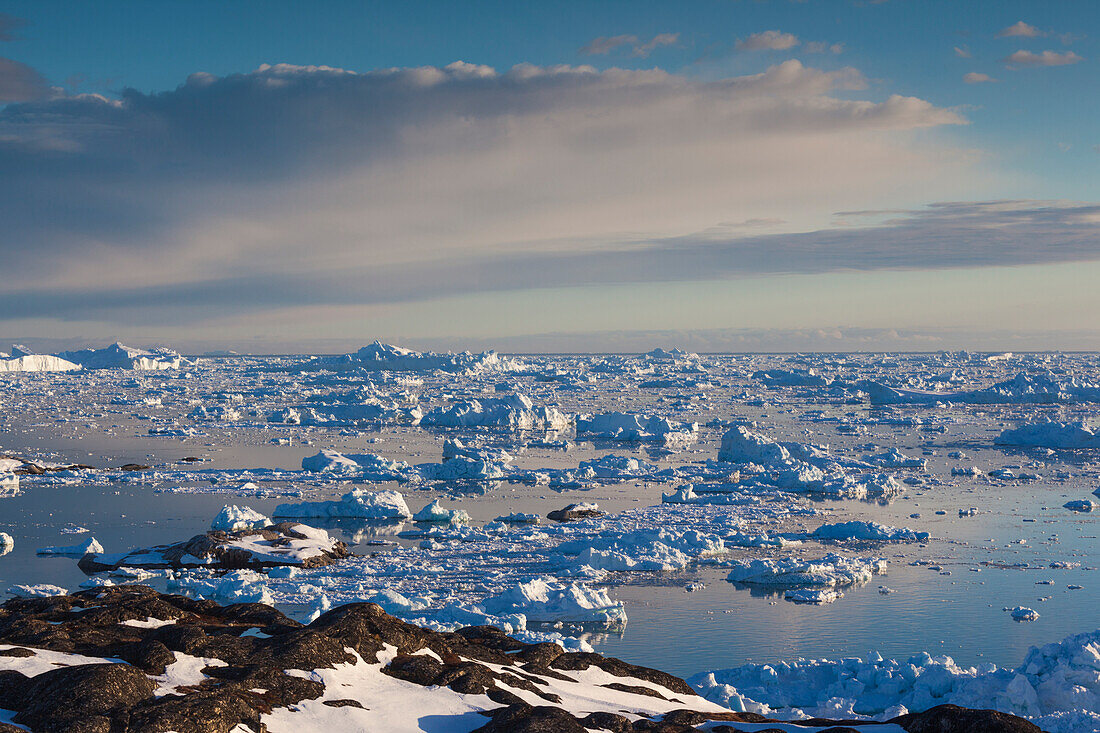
[54,342,186,370]
[302,341,525,374]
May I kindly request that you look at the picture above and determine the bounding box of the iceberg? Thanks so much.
[274,488,412,520]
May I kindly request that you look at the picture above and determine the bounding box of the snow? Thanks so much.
[211,505,271,531]
[691,628,1100,733]
[274,488,412,520]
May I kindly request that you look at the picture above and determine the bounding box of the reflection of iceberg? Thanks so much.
[282,516,408,543]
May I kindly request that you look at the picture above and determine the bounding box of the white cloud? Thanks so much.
[736,30,800,51]
[963,72,996,84]
[1003,49,1083,67]
[954,46,972,58]
[997,21,1044,38]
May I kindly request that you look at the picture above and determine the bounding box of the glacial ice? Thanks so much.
[274,488,412,520]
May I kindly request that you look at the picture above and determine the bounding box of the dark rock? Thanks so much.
[119,463,152,471]
[547,504,606,522]
[473,703,589,732]
[13,663,156,731]
[891,704,1044,732]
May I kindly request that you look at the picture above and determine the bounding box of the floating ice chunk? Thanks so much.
[691,628,1100,731]
[494,511,540,524]
[717,426,790,465]
[862,447,926,469]
[996,421,1100,449]
[412,499,470,524]
[754,368,830,388]
[784,587,842,604]
[1008,606,1040,622]
[812,521,929,542]
[1063,499,1097,512]
[577,412,697,444]
[726,553,886,588]
[301,449,362,473]
[578,454,657,479]
[0,472,18,496]
[9,584,69,597]
[211,505,270,532]
[0,533,13,556]
[479,578,627,628]
[417,455,506,481]
[421,393,570,429]
[37,537,104,557]
[274,488,412,520]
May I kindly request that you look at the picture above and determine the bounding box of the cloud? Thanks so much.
[963,72,996,83]
[997,21,1044,38]
[1003,49,1083,67]
[737,30,799,51]
[579,33,678,58]
[0,59,977,329]
[804,41,844,54]
[0,57,51,102]
[953,46,972,58]
[0,13,26,42]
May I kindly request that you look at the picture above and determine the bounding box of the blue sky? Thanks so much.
[1,1,1098,352]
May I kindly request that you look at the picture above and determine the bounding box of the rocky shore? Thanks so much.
[0,586,1041,732]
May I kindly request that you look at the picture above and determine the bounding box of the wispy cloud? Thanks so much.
[737,30,800,51]
[0,13,26,42]
[0,59,975,328]
[1003,49,1083,67]
[579,33,679,58]
[953,46,972,58]
[963,72,996,84]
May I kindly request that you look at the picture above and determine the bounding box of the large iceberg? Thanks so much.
[0,352,81,373]
[54,342,185,370]
[577,412,697,445]
[305,341,525,374]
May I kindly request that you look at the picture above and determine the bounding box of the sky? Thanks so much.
[1,0,1099,353]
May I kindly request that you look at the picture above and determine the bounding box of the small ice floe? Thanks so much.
[211,505,271,531]
[1006,606,1040,622]
[412,499,470,524]
[811,520,928,542]
[493,511,540,524]
[8,583,67,597]
[959,507,978,517]
[784,587,842,604]
[0,472,19,496]
[1063,499,1097,513]
[274,488,412,520]
[479,577,627,628]
[37,537,104,557]
[878,585,895,594]
[0,533,13,557]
